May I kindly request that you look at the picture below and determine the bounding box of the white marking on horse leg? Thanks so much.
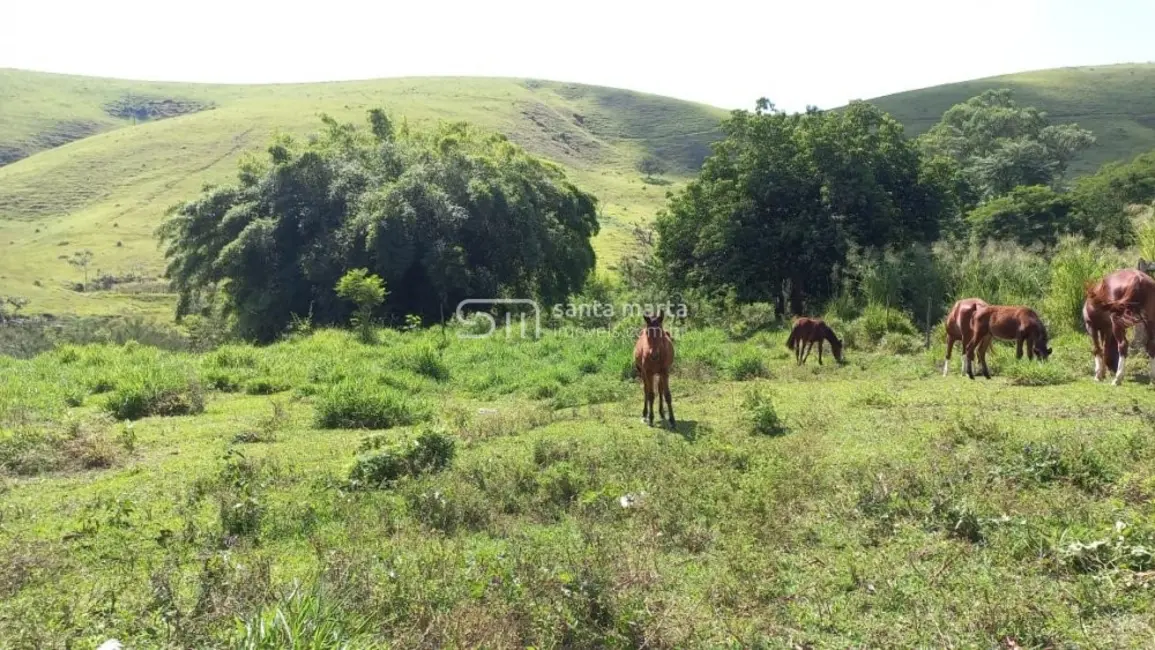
[1113,357,1126,386]
[1094,356,1103,381]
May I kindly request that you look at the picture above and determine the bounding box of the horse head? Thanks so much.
[641,311,666,362]
[830,333,845,364]
[1033,319,1053,361]
[1140,258,1155,276]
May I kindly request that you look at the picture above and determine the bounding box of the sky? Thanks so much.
[3,0,1154,112]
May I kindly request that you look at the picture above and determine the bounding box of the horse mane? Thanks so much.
[785,322,799,350]
[822,322,842,346]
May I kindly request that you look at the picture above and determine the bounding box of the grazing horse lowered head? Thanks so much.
[943,298,988,376]
[1084,267,1155,385]
[963,304,1052,380]
[785,317,844,365]
[634,311,675,428]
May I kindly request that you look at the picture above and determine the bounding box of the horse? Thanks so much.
[634,311,675,427]
[943,298,988,376]
[963,304,1052,379]
[785,317,843,365]
[1084,267,1155,385]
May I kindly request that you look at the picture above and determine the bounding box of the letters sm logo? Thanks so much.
[455,299,541,339]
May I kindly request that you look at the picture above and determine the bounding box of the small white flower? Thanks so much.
[1116,521,1127,533]
[97,641,124,650]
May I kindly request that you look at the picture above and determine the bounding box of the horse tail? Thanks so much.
[1100,283,1146,326]
[1104,327,1120,373]
[785,324,797,350]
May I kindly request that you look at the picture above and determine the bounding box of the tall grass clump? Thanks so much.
[232,581,373,650]
[1044,238,1129,333]
[941,241,1051,307]
[726,348,768,380]
[102,358,205,421]
[314,382,429,430]
[742,388,786,436]
[348,426,456,488]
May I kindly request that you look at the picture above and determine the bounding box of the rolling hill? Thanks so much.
[0,69,727,317]
[4,64,1155,319]
[868,63,1155,175]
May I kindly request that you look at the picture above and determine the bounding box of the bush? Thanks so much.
[404,345,449,382]
[879,333,923,355]
[348,426,456,488]
[742,389,786,436]
[244,377,290,395]
[103,365,205,421]
[314,382,429,430]
[1003,359,1073,386]
[726,349,768,381]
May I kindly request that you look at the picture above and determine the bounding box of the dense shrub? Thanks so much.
[348,427,456,488]
[103,363,205,420]
[726,350,768,380]
[742,389,786,436]
[314,382,429,430]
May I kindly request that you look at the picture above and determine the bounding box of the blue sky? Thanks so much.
[2,0,1153,112]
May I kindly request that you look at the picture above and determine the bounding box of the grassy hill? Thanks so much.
[868,63,1155,175]
[0,69,727,317]
[6,64,1155,320]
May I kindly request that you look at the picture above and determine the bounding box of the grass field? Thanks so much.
[0,69,727,318]
[3,319,1155,648]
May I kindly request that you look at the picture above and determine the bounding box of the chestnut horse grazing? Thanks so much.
[785,317,843,365]
[1084,268,1155,385]
[964,304,1052,379]
[943,298,988,376]
[634,312,675,427]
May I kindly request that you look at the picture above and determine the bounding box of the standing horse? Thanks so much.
[785,317,844,365]
[963,304,1052,379]
[1084,268,1155,385]
[943,298,988,376]
[634,311,675,427]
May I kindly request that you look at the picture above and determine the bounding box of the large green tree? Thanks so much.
[158,112,599,341]
[654,100,950,315]
[919,89,1095,201]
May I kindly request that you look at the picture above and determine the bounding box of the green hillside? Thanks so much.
[868,63,1155,175]
[0,69,727,317]
[5,64,1155,320]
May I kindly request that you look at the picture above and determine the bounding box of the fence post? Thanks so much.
[924,296,932,350]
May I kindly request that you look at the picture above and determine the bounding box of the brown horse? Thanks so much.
[963,304,1052,379]
[634,311,675,427]
[785,317,843,365]
[943,298,988,376]
[1084,267,1155,385]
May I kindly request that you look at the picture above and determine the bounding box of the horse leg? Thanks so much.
[660,372,675,427]
[802,341,813,364]
[1016,336,1025,360]
[979,336,993,379]
[817,340,824,365]
[944,334,955,377]
[640,370,652,424]
[657,374,666,423]
[964,337,977,380]
[1113,322,1129,386]
[1146,333,1155,382]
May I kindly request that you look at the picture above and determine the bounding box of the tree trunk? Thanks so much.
[789,281,804,316]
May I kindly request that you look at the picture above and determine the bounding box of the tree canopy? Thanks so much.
[158,112,600,341]
[918,89,1095,201]
[654,100,951,315]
